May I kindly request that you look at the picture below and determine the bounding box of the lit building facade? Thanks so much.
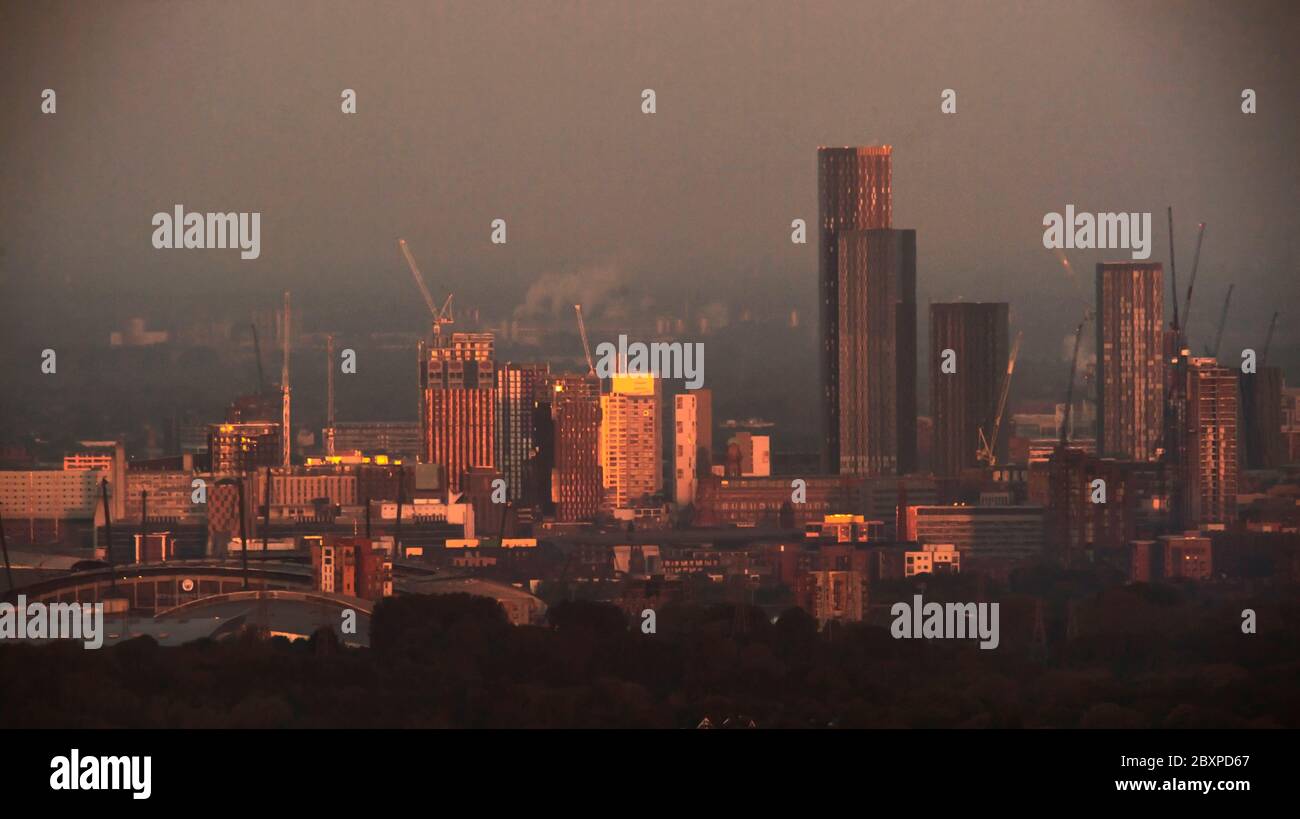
[835,228,917,476]
[818,145,892,472]
[600,374,661,510]
[1096,262,1164,461]
[496,362,549,502]
[1185,357,1238,525]
[422,333,496,493]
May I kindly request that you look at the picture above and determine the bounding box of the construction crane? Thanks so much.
[1181,222,1206,339]
[977,330,1023,467]
[324,334,336,457]
[1261,311,1279,366]
[1208,284,1233,359]
[574,303,596,376]
[1061,310,1094,447]
[398,239,454,343]
[250,323,267,394]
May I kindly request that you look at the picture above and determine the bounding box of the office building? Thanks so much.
[674,390,712,506]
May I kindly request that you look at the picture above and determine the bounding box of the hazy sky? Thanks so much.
[2,0,1297,362]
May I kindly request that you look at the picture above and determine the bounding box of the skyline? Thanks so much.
[3,0,1300,764]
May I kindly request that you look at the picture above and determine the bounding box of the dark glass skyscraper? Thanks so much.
[834,227,916,476]
[818,146,892,472]
[930,302,1009,476]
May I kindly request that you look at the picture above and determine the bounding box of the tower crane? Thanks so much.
[574,303,596,376]
[1060,309,1094,447]
[977,330,1023,467]
[1181,222,1206,340]
[1261,311,1279,366]
[398,239,454,343]
[1208,284,1233,359]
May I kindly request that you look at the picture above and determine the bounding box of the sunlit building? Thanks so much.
[1096,262,1164,461]
[819,145,893,472]
[422,333,496,493]
[600,374,661,510]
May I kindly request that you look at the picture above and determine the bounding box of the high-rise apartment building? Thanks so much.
[1185,357,1238,525]
[496,362,549,502]
[533,373,603,521]
[421,333,496,493]
[1096,263,1164,461]
[818,146,892,472]
[930,302,1009,476]
[835,228,917,476]
[673,390,712,506]
[600,374,661,510]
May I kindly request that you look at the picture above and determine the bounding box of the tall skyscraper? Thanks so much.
[1096,262,1165,461]
[600,373,661,510]
[818,146,892,471]
[422,333,496,493]
[1185,357,1238,525]
[673,389,712,507]
[496,362,549,502]
[835,227,917,476]
[532,373,603,522]
[930,302,1009,477]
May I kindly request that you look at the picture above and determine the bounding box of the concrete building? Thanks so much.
[903,504,1044,559]
[1096,262,1165,461]
[930,302,1009,476]
[818,145,893,472]
[904,542,961,577]
[311,537,393,601]
[725,431,770,477]
[1131,533,1213,582]
[674,389,712,506]
[422,333,497,493]
[533,373,603,521]
[600,373,661,510]
[331,421,422,461]
[1185,357,1239,525]
[208,422,282,474]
